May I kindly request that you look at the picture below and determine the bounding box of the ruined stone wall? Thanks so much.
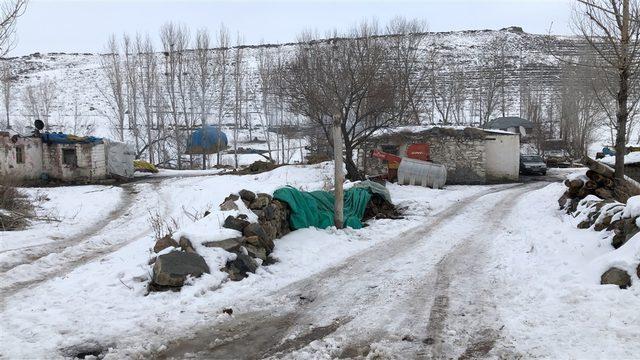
[42,143,107,181]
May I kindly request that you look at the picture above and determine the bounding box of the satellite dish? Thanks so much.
[34,119,44,130]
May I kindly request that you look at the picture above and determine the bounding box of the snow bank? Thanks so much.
[623,195,640,219]
[600,151,640,165]
[491,183,640,358]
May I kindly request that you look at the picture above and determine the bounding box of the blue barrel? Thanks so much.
[186,125,228,154]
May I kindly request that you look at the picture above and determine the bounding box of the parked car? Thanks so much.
[520,154,547,175]
[543,149,572,168]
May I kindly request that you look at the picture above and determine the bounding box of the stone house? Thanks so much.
[0,131,134,183]
[363,126,520,184]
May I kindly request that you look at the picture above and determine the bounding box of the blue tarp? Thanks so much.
[186,125,228,154]
[41,133,103,145]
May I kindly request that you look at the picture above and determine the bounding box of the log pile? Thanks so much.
[559,157,640,211]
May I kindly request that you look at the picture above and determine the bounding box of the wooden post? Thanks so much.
[333,116,344,229]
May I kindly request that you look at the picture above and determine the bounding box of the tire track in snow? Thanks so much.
[0,180,170,301]
[151,182,546,360]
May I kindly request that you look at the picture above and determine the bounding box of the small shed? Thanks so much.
[484,116,533,137]
[365,126,520,184]
[0,131,134,183]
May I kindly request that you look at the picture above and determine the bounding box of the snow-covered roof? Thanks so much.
[372,125,519,138]
[484,116,533,130]
[600,152,640,166]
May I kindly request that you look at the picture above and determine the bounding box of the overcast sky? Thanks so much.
[10,0,573,56]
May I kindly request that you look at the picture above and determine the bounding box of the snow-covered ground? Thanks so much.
[0,165,638,359]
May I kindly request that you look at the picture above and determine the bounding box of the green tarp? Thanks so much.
[273,186,373,230]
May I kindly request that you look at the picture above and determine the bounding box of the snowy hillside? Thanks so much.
[3,28,581,139]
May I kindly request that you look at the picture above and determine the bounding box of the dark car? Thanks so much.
[520,154,547,175]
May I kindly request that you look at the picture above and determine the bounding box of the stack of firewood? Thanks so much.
[559,157,640,211]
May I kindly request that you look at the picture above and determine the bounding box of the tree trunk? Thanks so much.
[615,0,630,181]
[333,120,344,229]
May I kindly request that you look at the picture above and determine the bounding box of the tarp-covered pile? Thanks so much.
[273,181,393,230]
[41,133,103,145]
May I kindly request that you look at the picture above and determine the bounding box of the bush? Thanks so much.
[0,182,33,231]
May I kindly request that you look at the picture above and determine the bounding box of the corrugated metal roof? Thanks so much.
[484,116,533,129]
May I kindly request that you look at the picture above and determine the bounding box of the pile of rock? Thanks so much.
[149,235,210,291]
[213,189,291,280]
[560,178,640,290]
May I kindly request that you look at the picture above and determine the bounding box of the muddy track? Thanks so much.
[153,182,547,360]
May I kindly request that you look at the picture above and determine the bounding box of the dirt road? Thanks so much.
[154,182,546,359]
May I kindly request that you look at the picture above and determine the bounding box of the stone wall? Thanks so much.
[366,128,487,184]
[0,133,42,182]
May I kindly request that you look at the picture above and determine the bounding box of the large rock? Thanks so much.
[611,217,639,249]
[637,263,640,279]
[220,198,239,211]
[243,244,267,262]
[223,215,250,232]
[249,193,271,210]
[239,189,256,203]
[152,251,210,288]
[601,267,632,289]
[179,236,196,253]
[202,237,245,253]
[153,235,178,253]
[243,223,274,252]
[225,253,259,281]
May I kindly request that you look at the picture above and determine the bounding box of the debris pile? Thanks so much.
[149,183,401,290]
[559,160,640,289]
[559,157,640,211]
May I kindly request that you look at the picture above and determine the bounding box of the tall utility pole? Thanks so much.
[333,113,344,229]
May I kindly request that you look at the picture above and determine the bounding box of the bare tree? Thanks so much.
[0,0,26,56]
[22,78,57,130]
[285,19,425,180]
[135,34,160,163]
[99,35,126,141]
[573,0,640,179]
[1,61,12,129]
[216,25,230,166]
[160,22,190,169]
[193,28,216,169]
[232,33,244,169]
[559,60,604,157]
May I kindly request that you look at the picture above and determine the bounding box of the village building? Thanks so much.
[0,131,134,183]
[363,126,520,184]
[484,116,533,138]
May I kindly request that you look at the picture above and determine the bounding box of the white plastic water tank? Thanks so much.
[397,158,447,189]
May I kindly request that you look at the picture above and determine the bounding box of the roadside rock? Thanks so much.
[179,236,196,253]
[225,253,259,281]
[601,267,632,289]
[152,251,210,288]
[202,237,245,253]
[249,193,271,210]
[153,235,178,253]
[637,264,640,279]
[243,223,274,252]
[223,215,250,232]
[239,189,256,203]
[219,198,239,211]
[243,244,267,262]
